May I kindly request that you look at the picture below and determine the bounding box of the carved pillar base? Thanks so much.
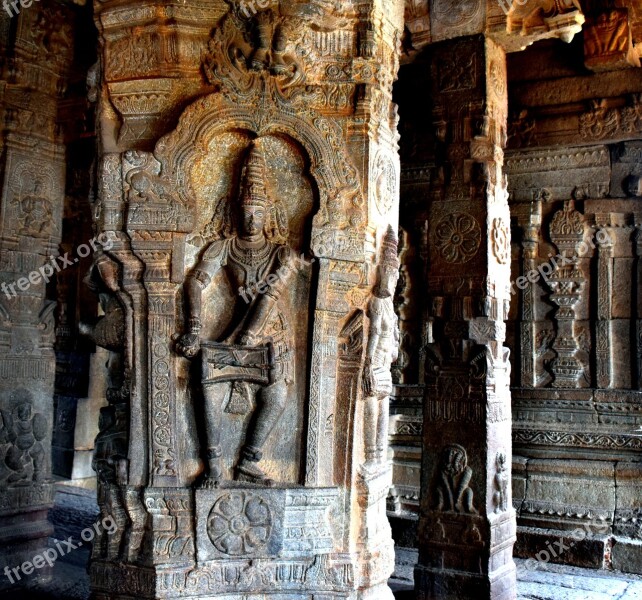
[0,485,55,591]
[415,510,516,600]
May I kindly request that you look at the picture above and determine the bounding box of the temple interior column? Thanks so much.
[0,2,76,587]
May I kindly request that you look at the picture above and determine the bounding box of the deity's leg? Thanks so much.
[236,379,287,484]
[376,394,389,464]
[363,395,378,465]
[250,11,272,71]
[271,24,288,75]
[202,382,226,486]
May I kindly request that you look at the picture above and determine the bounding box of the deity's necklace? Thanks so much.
[230,237,271,267]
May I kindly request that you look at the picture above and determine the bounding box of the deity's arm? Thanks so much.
[184,241,227,329]
[177,241,226,358]
[238,245,295,344]
[392,312,400,363]
[365,297,383,364]
[362,296,383,396]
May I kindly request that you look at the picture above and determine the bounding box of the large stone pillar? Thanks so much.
[0,2,75,587]
[88,1,404,598]
[414,34,516,600]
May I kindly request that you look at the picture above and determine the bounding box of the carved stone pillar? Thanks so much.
[414,35,516,600]
[89,1,404,598]
[0,4,75,587]
[631,227,642,390]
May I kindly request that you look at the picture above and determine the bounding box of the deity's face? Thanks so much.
[16,403,31,421]
[442,446,466,477]
[378,266,399,297]
[239,203,267,239]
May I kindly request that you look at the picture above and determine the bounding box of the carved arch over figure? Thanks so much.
[151,92,366,261]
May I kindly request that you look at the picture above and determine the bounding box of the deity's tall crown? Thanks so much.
[240,141,269,208]
[380,224,400,270]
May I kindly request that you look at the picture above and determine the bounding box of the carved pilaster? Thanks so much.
[0,2,76,586]
[546,200,586,388]
[632,225,642,390]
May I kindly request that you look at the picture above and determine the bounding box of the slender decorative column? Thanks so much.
[595,225,614,389]
[519,202,541,389]
[0,4,74,587]
[631,225,642,390]
[415,34,516,600]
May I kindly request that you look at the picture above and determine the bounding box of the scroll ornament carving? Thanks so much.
[435,212,481,264]
[580,96,642,141]
[203,1,353,101]
[546,201,586,388]
[432,0,481,28]
[491,217,510,265]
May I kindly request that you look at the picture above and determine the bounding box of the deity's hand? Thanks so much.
[237,331,259,346]
[176,333,201,359]
[362,359,376,397]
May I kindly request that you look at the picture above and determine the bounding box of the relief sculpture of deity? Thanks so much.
[362,226,400,472]
[177,141,296,488]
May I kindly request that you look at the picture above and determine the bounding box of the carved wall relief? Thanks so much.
[584,8,640,72]
[546,200,587,388]
[177,138,315,487]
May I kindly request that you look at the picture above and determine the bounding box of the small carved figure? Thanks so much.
[177,141,296,487]
[3,390,47,485]
[434,443,477,514]
[493,452,509,514]
[362,225,400,470]
[92,406,129,559]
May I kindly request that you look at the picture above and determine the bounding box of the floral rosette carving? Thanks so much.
[435,212,481,264]
[207,492,272,556]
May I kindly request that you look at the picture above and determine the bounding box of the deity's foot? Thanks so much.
[270,52,289,76]
[235,459,274,487]
[250,49,269,71]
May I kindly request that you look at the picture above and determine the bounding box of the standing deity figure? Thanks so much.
[177,141,295,487]
[362,225,400,471]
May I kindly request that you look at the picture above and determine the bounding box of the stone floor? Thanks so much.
[390,547,642,599]
[4,484,642,599]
